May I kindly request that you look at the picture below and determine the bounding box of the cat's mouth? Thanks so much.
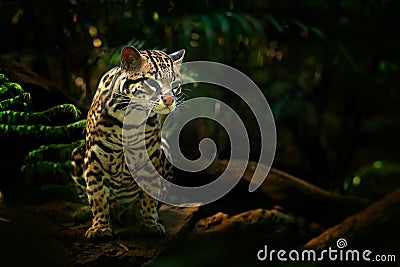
[152,96,175,115]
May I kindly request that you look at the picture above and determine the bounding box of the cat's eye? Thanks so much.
[173,85,182,96]
[171,81,182,95]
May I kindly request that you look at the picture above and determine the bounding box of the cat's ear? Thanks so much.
[169,49,185,68]
[121,46,143,71]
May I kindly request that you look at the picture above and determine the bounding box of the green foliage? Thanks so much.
[0,77,32,111]
[0,71,85,201]
[22,140,85,186]
[22,161,73,186]
[0,80,25,100]
[23,140,85,166]
[0,103,81,125]
[0,120,85,144]
[0,92,31,111]
[343,161,400,200]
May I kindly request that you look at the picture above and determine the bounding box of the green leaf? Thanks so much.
[309,26,328,43]
[230,12,252,35]
[335,40,360,72]
[199,15,217,55]
[290,18,309,31]
[265,14,283,32]
[245,14,265,37]
[214,13,230,35]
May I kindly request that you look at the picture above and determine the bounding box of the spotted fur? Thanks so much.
[71,46,185,239]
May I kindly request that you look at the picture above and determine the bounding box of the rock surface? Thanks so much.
[0,201,198,267]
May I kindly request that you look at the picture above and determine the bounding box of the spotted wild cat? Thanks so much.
[71,46,185,239]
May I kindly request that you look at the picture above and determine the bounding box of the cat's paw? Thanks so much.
[85,226,113,240]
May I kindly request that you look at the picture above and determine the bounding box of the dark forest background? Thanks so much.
[1,0,400,197]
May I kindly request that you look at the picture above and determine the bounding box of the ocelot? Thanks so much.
[71,46,185,239]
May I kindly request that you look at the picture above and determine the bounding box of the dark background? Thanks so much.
[1,1,400,267]
[1,0,400,212]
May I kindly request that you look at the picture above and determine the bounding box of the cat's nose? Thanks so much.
[161,95,174,106]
